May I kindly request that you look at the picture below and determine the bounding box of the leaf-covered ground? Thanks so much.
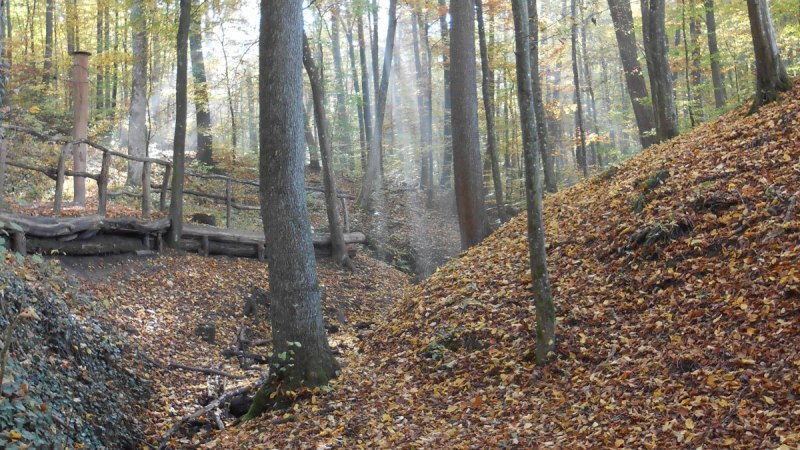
[200,85,800,448]
[59,252,412,448]
[0,253,151,449]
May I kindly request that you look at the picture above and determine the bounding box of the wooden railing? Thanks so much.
[0,125,353,231]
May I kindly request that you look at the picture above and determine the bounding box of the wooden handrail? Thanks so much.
[2,124,353,230]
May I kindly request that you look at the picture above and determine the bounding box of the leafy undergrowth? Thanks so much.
[60,252,412,448]
[0,252,151,449]
[206,86,800,448]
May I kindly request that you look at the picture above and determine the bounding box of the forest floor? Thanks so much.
[57,251,412,448]
[192,84,798,448]
[3,86,798,449]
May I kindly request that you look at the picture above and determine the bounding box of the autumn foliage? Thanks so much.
[211,82,800,448]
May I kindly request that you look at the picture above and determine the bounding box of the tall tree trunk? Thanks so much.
[96,2,104,113]
[370,0,380,103]
[704,0,726,109]
[246,2,339,419]
[111,8,119,110]
[412,12,433,206]
[529,0,557,193]
[358,0,397,211]
[579,0,601,168]
[571,0,589,178]
[438,0,453,187]
[475,0,505,222]
[303,34,352,269]
[330,7,351,172]
[419,14,434,203]
[219,27,238,152]
[103,4,111,111]
[681,0,696,127]
[167,0,191,247]
[190,9,213,166]
[357,16,372,171]
[746,0,791,113]
[642,0,679,141]
[127,0,148,186]
[450,0,488,249]
[511,0,556,367]
[606,0,658,148]
[688,3,704,123]
[304,98,321,170]
[247,71,258,153]
[344,24,366,172]
[42,0,53,85]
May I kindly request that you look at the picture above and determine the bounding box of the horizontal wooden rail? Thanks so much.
[2,124,355,231]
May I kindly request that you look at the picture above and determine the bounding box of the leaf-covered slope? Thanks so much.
[221,85,799,449]
[0,256,152,449]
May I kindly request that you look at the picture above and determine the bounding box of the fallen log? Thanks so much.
[28,234,151,255]
[158,374,268,450]
[167,363,246,380]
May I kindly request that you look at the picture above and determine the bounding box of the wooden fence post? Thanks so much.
[12,231,26,256]
[142,161,152,218]
[160,163,172,212]
[97,151,111,216]
[71,51,91,206]
[225,178,232,228]
[54,144,69,217]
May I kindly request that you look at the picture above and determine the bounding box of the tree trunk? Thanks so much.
[450,0,488,249]
[220,27,238,152]
[246,71,258,153]
[438,0,453,188]
[412,12,434,207]
[704,0,726,109]
[127,0,148,186]
[246,1,339,419]
[96,2,105,113]
[475,0,505,222]
[357,16,372,171]
[529,0,557,193]
[303,34,352,269]
[689,5,704,123]
[681,0,696,127]
[167,0,191,247]
[330,7,352,172]
[746,0,791,113]
[370,0,380,103]
[511,0,556,367]
[642,0,679,141]
[42,0,53,85]
[606,0,658,148]
[358,0,397,211]
[579,0,602,168]
[571,0,588,178]
[344,24,366,172]
[190,10,214,166]
[304,95,321,170]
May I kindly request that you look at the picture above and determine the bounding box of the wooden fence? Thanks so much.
[0,125,353,231]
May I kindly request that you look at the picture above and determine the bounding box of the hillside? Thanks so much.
[211,84,800,448]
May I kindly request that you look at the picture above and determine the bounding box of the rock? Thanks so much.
[189,213,216,226]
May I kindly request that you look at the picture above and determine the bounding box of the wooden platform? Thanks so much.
[0,213,366,260]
